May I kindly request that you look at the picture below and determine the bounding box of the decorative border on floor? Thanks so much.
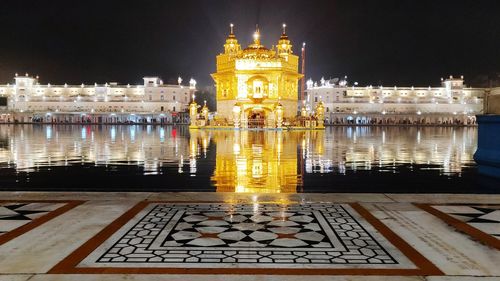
[415,203,500,250]
[0,200,85,246]
[49,201,442,275]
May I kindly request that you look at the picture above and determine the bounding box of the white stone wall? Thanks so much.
[322,102,482,115]
[0,75,195,114]
[487,87,500,114]
[13,101,184,113]
[305,78,487,116]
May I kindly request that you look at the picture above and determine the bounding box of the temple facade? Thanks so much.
[191,24,308,129]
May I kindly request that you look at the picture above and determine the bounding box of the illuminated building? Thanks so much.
[191,24,313,129]
[305,76,489,125]
[0,74,196,123]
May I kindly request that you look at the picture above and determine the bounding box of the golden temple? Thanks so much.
[189,24,325,129]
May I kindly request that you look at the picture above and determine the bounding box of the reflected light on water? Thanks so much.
[0,125,478,193]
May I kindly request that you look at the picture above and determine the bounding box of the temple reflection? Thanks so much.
[197,130,306,193]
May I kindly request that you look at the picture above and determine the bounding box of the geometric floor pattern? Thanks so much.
[51,202,442,275]
[417,204,500,251]
[0,200,83,246]
[94,203,395,265]
[431,205,500,239]
[0,202,65,236]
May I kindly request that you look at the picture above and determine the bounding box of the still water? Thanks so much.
[0,125,497,193]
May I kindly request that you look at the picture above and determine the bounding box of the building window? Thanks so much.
[161,95,164,101]
[314,97,318,102]
[173,106,176,112]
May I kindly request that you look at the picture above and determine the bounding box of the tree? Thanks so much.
[195,85,217,111]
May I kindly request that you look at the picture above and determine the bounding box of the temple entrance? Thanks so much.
[247,108,266,128]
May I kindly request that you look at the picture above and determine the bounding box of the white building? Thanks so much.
[0,73,197,123]
[305,75,487,125]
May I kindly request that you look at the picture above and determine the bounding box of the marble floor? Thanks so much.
[0,192,499,281]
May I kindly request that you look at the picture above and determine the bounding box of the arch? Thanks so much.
[246,75,270,102]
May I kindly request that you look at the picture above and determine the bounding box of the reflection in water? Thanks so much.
[205,130,304,193]
[0,125,478,192]
[319,126,477,175]
[0,125,190,175]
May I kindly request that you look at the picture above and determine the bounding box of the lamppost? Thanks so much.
[189,94,198,127]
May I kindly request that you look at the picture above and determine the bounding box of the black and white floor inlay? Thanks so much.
[0,202,65,235]
[432,205,500,239]
[80,203,416,269]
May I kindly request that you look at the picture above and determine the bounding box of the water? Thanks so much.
[0,124,498,193]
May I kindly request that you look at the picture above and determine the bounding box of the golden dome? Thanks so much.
[242,25,275,59]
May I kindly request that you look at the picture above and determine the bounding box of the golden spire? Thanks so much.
[277,23,292,55]
[224,23,240,54]
[227,23,236,38]
[279,23,289,40]
[253,24,261,45]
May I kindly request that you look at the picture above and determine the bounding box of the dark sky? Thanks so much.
[1,0,499,88]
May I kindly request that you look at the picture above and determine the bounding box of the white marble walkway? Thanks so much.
[0,192,498,280]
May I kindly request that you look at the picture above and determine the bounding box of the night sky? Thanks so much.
[1,0,499,88]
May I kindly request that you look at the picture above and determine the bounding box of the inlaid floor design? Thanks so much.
[418,204,500,250]
[0,201,83,246]
[51,202,442,275]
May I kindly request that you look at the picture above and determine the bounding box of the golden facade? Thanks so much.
[210,24,303,128]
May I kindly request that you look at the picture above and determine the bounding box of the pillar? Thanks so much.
[275,104,283,129]
[232,104,241,129]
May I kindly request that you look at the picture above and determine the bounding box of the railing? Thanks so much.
[247,119,265,128]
